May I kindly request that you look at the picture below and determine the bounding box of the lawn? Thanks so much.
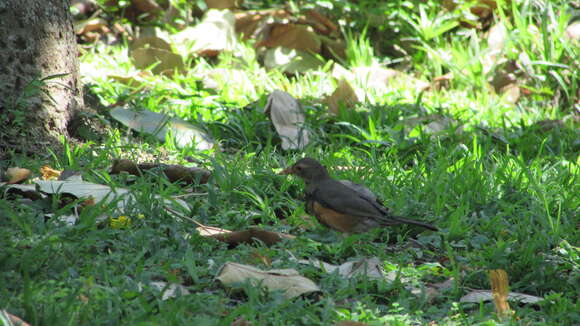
[1,0,578,325]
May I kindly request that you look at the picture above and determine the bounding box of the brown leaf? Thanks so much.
[324,79,359,115]
[75,18,108,35]
[216,262,320,298]
[40,166,62,180]
[5,167,32,184]
[264,90,309,150]
[174,9,237,57]
[131,47,184,75]
[200,227,295,247]
[130,35,172,52]
[234,9,290,39]
[110,159,211,184]
[258,23,321,53]
[304,9,338,35]
[205,0,242,10]
[263,47,324,74]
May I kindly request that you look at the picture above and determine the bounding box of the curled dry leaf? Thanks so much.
[258,23,321,53]
[264,90,309,150]
[131,47,184,75]
[263,47,324,74]
[460,290,543,304]
[174,9,237,57]
[110,159,211,184]
[205,0,242,10]
[109,106,214,150]
[198,226,295,247]
[324,79,359,115]
[5,167,32,184]
[216,262,320,299]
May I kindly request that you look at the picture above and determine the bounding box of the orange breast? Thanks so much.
[310,201,362,233]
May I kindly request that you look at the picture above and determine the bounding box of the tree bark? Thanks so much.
[0,0,83,159]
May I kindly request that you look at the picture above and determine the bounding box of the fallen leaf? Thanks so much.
[263,47,325,74]
[205,0,242,10]
[483,22,508,74]
[231,316,252,326]
[110,159,211,184]
[5,167,32,184]
[258,23,321,53]
[199,226,295,246]
[234,9,290,39]
[296,257,394,281]
[324,79,359,115]
[334,322,369,326]
[108,71,153,87]
[565,21,580,43]
[264,90,309,150]
[74,17,108,35]
[109,106,214,150]
[460,290,543,304]
[131,47,184,75]
[216,262,320,299]
[130,35,172,52]
[174,9,237,57]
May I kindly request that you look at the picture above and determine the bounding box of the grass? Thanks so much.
[1,0,579,325]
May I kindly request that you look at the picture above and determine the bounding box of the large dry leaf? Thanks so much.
[264,90,309,150]
[483,22,507,74]
[258,23,321,53]
[565,21,580,43]
[234,9,290,39]
[297,257,393,281]
[130,35,172,52]
[460,290,543,304]
[109,107,214,150]
[174,9,237,56]
[216,262,320,299]
[4,167,32,184]
[199,226,295,246]
[205,0,242,10]
[110,159,211,184]
[324,79,359,114]
[263,47,324,74]
[131,48,184,75]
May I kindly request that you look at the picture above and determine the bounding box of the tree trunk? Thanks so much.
[0,0,83,159]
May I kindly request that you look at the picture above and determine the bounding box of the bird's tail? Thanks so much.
[393,216,438,231]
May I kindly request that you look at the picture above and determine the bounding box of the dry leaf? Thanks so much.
[334,322,369,326]
[325,79,359,115]
[263,47,324,74]
[258,23,321,53]
[40,166,62,180]
[565,21,580,43]
[231,317,252,326]
[304,9,338,35]
[296,257,394,281]
[130,35,172,52]
[109,107,214,150]
[174,9,237,57]
[110,159,211,184]
[460,290,543,304]
[5,167,32,184]
[199,226,295,246]
[216,262,320,299]
[264,90,309,150]
[234,9,290,39]
[75,17,108,35]
[205,0,242,10]
[108,71,153,87]
[483,22,508,74]
[131,47,184,75]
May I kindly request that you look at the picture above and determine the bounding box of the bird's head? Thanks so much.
[279,157,330,181]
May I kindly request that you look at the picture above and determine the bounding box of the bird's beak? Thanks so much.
[279,166,294,175]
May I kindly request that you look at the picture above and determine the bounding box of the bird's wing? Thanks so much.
[309,179,388,219]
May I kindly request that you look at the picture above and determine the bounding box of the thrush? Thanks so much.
[280,158,438,234]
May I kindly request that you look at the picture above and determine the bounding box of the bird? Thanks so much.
[280,157,438,234]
